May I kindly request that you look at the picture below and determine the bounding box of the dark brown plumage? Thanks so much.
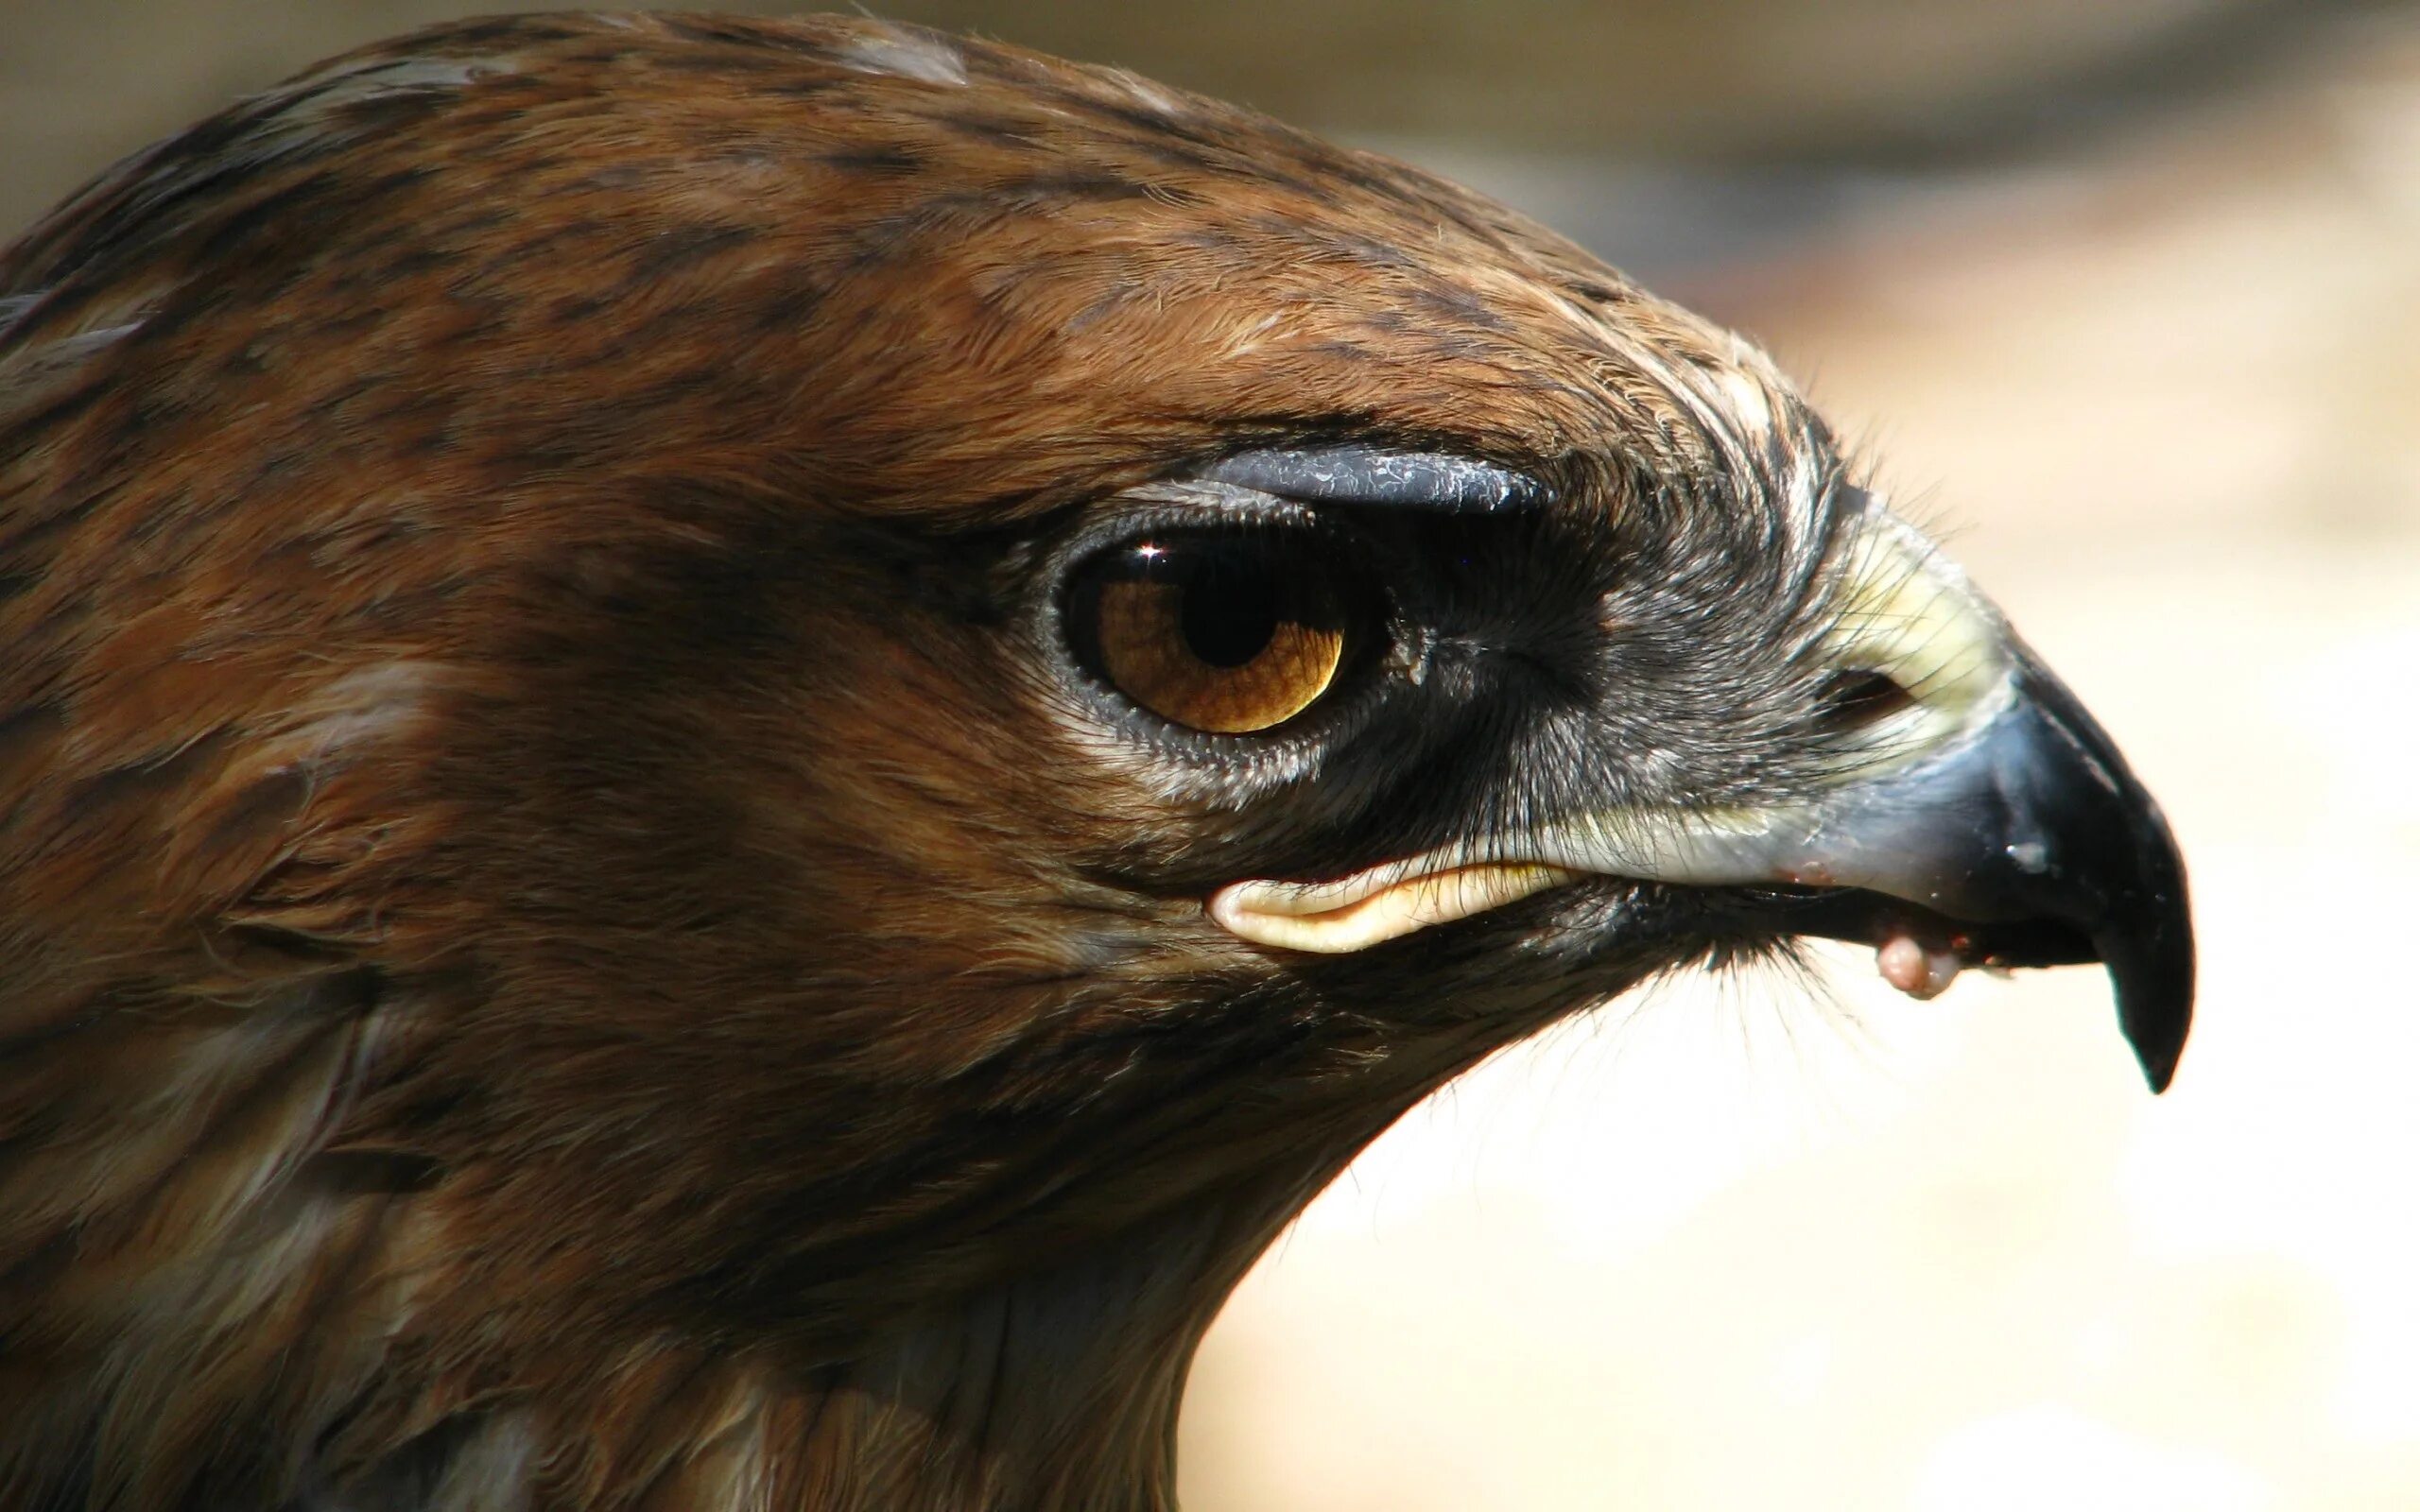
[0,15,2191,1511]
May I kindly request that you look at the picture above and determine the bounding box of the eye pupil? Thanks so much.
[1180,565,1279,667]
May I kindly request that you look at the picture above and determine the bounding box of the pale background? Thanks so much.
[5,2,2415,1507]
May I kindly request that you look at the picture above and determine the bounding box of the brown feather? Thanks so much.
[0,14,1827,1510]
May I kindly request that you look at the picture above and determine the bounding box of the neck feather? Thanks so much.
[353,1197,1290,1512]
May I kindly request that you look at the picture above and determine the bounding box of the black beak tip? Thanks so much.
[2007,648,2196,1095]
[2093,809,2193,1093]
[2106,913,2193,1094]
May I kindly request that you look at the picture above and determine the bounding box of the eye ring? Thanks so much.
[1063,525,1373,735]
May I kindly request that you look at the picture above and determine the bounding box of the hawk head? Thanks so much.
[0,14,2188,1511]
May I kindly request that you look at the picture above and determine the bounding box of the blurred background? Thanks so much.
[7,1,2416,1506]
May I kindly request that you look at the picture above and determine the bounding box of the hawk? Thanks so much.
[0,15,2190,1511]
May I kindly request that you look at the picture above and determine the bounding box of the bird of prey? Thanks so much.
[0,14,2190,1512]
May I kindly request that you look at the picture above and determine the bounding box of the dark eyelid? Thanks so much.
[1194,445,1547,514]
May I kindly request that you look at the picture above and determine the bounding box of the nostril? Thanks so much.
[1814,668,1916,733]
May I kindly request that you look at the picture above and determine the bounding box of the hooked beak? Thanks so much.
[1719,645,2193,1092]
[1210,513,2195,1092]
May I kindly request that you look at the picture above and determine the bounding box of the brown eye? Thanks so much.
[1067,529,1361,733]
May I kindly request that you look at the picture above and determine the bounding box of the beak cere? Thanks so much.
[1208,510,2195,1092]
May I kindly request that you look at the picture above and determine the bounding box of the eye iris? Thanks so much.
[1079,534,1351,734]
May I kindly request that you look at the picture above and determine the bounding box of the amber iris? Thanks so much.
[1072,531,1354,733]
